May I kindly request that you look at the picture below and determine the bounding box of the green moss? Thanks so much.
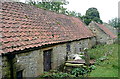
[56,22,61,25]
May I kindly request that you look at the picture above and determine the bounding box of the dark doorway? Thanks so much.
[16,70,23,79]
[43,49,52,72]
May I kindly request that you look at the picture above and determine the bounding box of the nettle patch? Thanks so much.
[38,64,96,78]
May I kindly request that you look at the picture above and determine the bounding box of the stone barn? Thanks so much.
[0,2,96,78]
[88,21,117,44]
[103,23,118,35]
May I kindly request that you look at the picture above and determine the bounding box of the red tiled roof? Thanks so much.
[0,2,94,54]
[95,23,117,39]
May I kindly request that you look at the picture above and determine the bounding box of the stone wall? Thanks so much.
[50,44,67,69]
[14,44,67,77]
[88,22,114,44]
[0,55,2,79]
[90,37,96,47]
[2,56,11,78]
[15,50,43,77]
[1,37,96,78]
[2,54,16,78]
[68,37,96,55]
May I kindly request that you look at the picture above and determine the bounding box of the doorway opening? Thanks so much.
[43,49,52,72]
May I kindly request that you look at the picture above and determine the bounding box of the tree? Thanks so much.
[82,7,103,25]
[25,0,83,22]
[66,11,81,18]
[81,15,91,25]
[86,8,100,19]
[25,0,83,18]
[26,0,68,14]
[108,17,120,28]
[2,0,19,2]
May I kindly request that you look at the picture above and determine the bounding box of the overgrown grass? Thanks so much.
[88,44,118,77]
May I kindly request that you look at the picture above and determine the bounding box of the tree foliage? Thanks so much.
[108,17,120,28]
[82,7,103,25]
[86,8,100,18]
[66,11,81,18]
[26,1,104,26]
[26,0,82,18]
[26,0,68,14]
[3,0,20,2]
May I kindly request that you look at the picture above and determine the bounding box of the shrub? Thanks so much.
[71,68,88,77]
[39,71,75,78]
[89,65,96,71]
[39,72,51,78]
[80,55,85,59]
[51,72,74,78]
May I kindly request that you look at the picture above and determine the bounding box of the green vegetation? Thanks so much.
[109,17,120,28]
[26,0,104,25]
[37,70,75,78]
[71,65,96,77]
[38,44,118,78]
[82,7,103,25]
[38,65,96,78]
[88,44,118,77]
[26,0,68,14]
[26,0,82,18]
